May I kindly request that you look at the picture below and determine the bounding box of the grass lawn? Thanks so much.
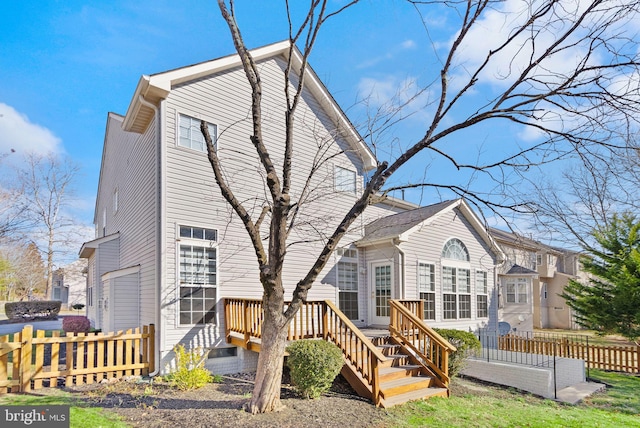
[390,371,640,428]
[0,389,127,428]
[0,369,638,427]
[535,329,637,347]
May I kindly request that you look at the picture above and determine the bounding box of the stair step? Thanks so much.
[381,386,449,408]
[379,365,421,382]
[381,375,434,398]
[381,353,410,368]
[377,343,400,356]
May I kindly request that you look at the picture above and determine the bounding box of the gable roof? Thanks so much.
[359,200,458,245]
[121,40,377,171]
[357,199,506,263]
[504,264,538,276]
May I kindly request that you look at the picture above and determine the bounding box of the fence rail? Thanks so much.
[0,324,155,393]
[496,331,639,374]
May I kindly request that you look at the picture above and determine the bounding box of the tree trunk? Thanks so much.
[247,291,289,414]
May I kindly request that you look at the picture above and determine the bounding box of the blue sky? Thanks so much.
[1,1,445,226]
[3,0,630,256]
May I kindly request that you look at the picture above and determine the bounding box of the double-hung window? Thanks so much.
[506,277,528,304]
[476,270,488,318]
[179,225,218,325]
[336,248,359,320]
[334,166,356,194]
[442,266,471,319]
[179,114,217,153]
[418,262,435,320]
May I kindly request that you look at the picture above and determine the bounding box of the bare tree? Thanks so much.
[210,0,640,413]
[17,153,79,300]
[531,140,640,248]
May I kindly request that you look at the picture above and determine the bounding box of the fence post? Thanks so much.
[586,337,590,379]
[553,342,557,400]
[20,325,33,392]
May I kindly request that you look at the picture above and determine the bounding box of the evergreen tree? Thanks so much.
[562,214,640,343]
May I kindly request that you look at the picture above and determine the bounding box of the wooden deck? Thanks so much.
[224,298,455,407]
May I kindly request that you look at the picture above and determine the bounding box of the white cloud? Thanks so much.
[0,103,62,156]
[356,39,419,69]
[357,75,434,123]
[444,0,601,90]
[400,39,416,50]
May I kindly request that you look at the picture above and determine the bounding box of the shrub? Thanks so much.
[62,316,91,334]
[5,301,61,320]
[433,328,481,377]
[286,339,344,399]
[165,344,213,391]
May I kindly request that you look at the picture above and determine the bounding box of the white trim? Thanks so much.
[101,265,140,281]
[175,223,220,328]
[79,232,120,258]
[369,259,394,326]
[121,41,377,170]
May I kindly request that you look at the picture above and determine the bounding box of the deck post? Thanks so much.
[322,303,328,340]
[243,300,250,348]
[20,325,33,392]
[371,352,380,406]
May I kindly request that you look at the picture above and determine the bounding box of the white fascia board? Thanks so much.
[457,200,507,264]
[101,264,140,281]
[79,232,120,258]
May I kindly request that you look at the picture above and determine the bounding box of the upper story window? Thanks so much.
[536,253,543,266]
[442,238,469,261]
[506,277,528,304]
[335,166,356,195]
[179,114,217,153]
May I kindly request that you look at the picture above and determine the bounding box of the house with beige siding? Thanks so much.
[490,228,584,331]
[80,41,506,375]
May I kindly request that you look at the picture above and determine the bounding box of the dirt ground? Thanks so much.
[66,372,394,428]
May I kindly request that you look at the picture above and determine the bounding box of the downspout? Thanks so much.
[393,239,405,300]
[138,94,163,376]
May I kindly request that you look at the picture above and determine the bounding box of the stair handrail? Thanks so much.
[323,300,387,405]
[389,299,456,386]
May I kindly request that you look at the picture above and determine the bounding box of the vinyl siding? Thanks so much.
[93,113,158,329]
[161,56,368,353]
[399,208,498,331]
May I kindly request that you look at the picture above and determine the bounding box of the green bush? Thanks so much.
[165,344,213,391]
[286,339,344,399]
[433,328,481,377]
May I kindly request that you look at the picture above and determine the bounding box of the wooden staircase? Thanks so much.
[369,335,449,407]
[224,298,456,408]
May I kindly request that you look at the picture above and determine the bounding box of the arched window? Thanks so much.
[442,238,469,261]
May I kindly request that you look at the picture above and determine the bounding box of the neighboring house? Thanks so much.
[490,228,583,331]
[79,41,505,375]
[51,259,88,309]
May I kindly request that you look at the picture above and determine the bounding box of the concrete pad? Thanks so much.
[555,382,606,404]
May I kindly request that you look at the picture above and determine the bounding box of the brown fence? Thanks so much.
[499,333,639,374]
[0,324,155,393]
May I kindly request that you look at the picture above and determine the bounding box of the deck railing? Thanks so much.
[224,298,387,405]
[389,300,456,387]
